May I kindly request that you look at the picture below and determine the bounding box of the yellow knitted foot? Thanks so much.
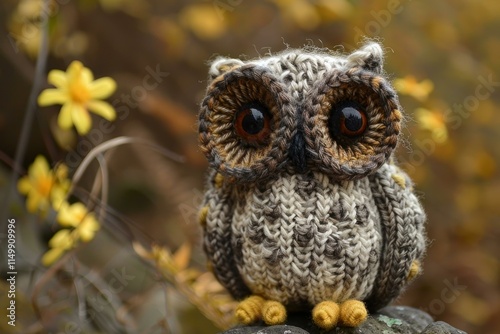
[262,300,287,325]
[312,301,340,330]
[235,296,265,325]
[339,300,368,327]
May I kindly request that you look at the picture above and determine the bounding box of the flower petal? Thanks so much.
[70,202,88,219]
[17,176,32,195]
[79,227,94,242]
[42,247,65,266]
[89,77,116,99]
[38,89,68,106]
[57,203,77,227]
[79,216,100,242]
[26,192,41,213]
[87,100,116,121]
[51,189,67,210]
[67,61,83,80]
[55,163,69,180]
[49,229,74,249]
[79,230,95,242]
[48,70,68,88]
[71,104,92,135]
[31,155,50,179]
[58,202,90,227]
[58,102,74,130]
[82,67,94,84]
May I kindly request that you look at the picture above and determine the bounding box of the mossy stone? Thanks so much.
[221,306,467,334]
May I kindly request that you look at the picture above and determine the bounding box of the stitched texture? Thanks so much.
[198,42,427,315]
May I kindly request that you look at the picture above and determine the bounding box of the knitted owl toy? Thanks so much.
[198,42,426,330]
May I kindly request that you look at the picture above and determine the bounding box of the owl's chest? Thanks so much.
[230,172,382,306]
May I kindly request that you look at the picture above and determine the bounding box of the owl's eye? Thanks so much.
[329,101,368,138]
[234,104,272,146]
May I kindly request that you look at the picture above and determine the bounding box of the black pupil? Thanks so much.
[242,108,265,135]
[342,107,363,132]
[329,101,366,139]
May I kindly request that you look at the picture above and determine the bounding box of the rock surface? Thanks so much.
[221,306,467,334]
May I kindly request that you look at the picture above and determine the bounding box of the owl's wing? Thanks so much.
[201,171,251,300]
[365,162,426,312]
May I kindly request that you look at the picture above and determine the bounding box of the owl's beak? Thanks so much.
[289,130,307,173]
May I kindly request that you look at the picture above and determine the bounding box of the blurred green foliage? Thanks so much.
[0,0,499,333]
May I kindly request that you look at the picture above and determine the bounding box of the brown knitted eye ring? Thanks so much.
[199,64,294,182]
[303,67,402,180]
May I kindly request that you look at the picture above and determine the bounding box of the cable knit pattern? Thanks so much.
[231,168,382,307]
[198,42,427,319]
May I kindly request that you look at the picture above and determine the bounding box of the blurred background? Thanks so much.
[0,0,499,333]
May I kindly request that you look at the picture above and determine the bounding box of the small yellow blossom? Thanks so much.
[273,0,321,30]
[415,108,448,143]
[41,229,78,266]
[17,155,70,215]
[57,202,100,242]
[394,76,434,101]
[42,202,101,266]
[38,61,117,135]
[17,0,45,19]
[179,4,226,39]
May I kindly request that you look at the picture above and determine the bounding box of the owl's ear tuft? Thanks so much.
[208,57,244,81]
[346,42,384,74]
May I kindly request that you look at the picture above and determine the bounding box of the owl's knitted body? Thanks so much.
[203,164,425,311]
[198,42,427,329]
[233,169,382,308]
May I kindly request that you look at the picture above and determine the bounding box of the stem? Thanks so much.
[69,136,184,196]
[1,0,51,224]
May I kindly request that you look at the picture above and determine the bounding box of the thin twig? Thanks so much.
[89,157,103,203]
[72,259,88,325]
[80,270,136,330]
[0,149,25,175]
[92,154,109,223]
[140,317,172,334]
[31,251,74,322]
[0,33,35,83]
[24,319,45,334]
[69,136,184,197]
[160,280,175,334]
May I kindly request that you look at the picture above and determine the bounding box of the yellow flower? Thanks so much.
[179,4,226,39]
[38,61,117,135]
[42,202,101,266]
[17,155,70,215]
[273,0,321,30]
[415,108,448,143]
[393,76,434,102]
[17,0,44,19]
[41,229,78,266]
[8,0,43,57]
[58,202,100,242]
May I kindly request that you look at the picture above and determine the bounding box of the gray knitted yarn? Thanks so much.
[198,42,426,313]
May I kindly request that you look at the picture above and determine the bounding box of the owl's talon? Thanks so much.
[312,301,340,329]
[340,300,368,327]
[235,296,265,325]
[262,300,287,325]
